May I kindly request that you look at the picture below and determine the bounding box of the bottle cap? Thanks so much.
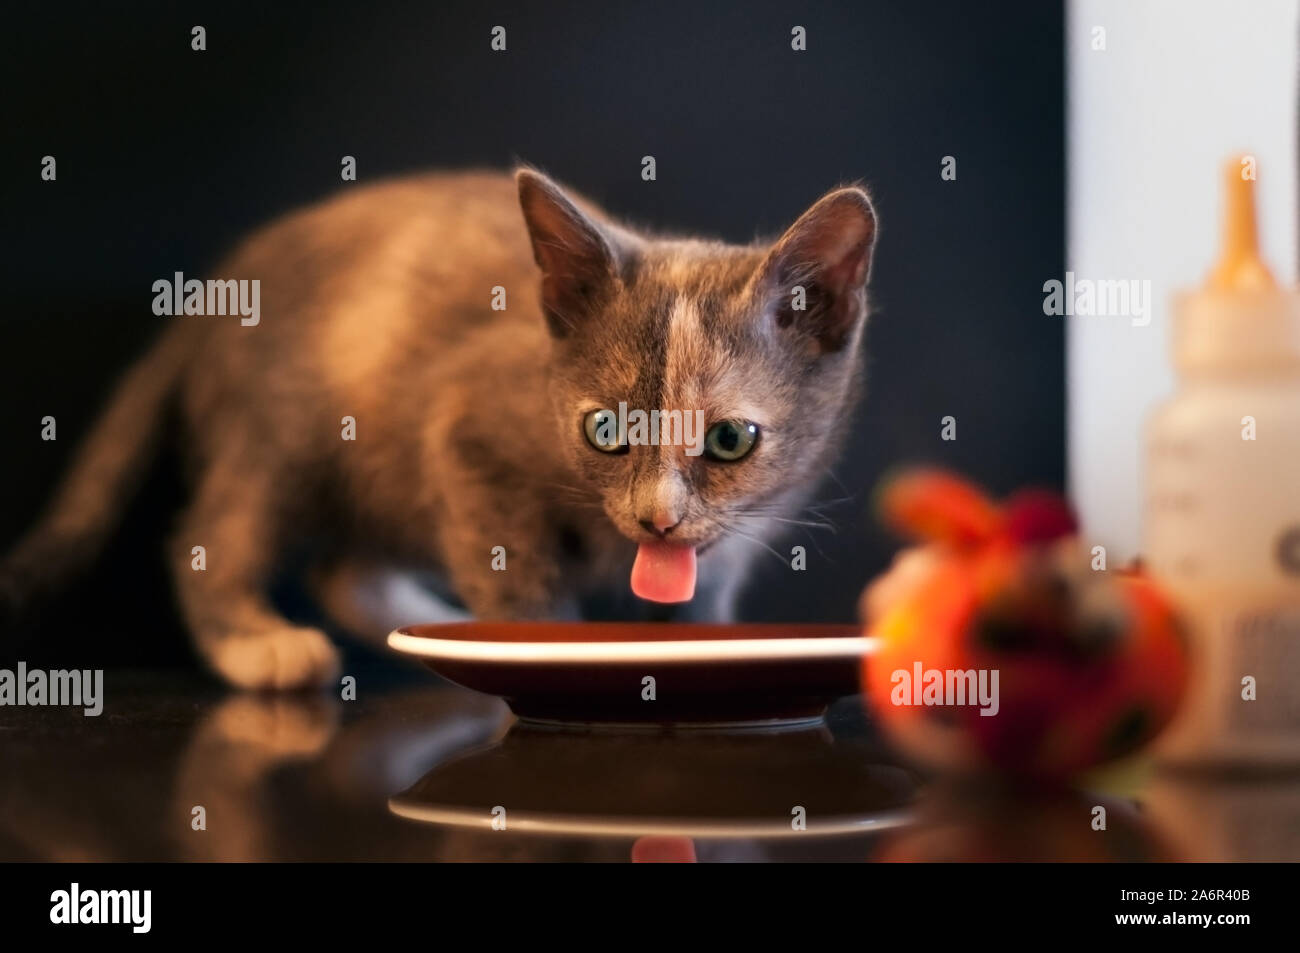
[1173,156,1300,374]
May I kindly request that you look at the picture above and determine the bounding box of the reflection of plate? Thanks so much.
[387,803,911,839]
[389,720,918,840]
[388,622,872,726]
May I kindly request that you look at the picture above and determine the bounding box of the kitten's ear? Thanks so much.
[759,186,877,353]
[516,169,620,338]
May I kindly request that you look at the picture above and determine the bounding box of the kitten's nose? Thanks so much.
[639,513,681,537]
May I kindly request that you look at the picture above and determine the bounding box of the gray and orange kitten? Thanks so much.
[2,168,876,689]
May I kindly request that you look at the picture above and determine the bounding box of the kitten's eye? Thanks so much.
[704,420,759,462]
[583,409,627,454]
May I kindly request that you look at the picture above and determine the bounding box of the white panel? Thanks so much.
[1067,0,1298,559]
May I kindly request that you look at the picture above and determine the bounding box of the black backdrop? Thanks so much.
[2,0,1064,670]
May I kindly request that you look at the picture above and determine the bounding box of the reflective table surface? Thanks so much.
[3,655,1298,862]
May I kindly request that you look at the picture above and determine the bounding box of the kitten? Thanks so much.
[1,168,876,689]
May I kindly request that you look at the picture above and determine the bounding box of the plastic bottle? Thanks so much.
[1146,156,1300,768]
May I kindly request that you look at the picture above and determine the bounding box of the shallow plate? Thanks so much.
[387,621,874,726]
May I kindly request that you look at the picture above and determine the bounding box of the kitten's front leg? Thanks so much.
[312,561,472,641]
[447,558,564,621]
[437,507,568,621]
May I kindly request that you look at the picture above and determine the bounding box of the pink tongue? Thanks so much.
[631,541,698,603]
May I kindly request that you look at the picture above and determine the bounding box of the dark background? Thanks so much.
[1,0,1063,670]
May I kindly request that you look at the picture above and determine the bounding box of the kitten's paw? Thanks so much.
[209,626,342,691]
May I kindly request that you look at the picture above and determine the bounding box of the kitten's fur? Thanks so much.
[2,169,876,689]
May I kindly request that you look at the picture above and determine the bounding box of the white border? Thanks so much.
[387,631,877,665]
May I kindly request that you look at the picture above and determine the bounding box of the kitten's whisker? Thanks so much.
[731,508,835,530]
[806,494,858,510]
[823,468,856,501]
[731,506,837,532]
[541,480,600,499]
[725,505,842,565]
[718,522,789,566]
[762,516,837,532]
[542,483,606,514]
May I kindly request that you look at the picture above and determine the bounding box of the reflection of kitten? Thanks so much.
[2,169,876,689]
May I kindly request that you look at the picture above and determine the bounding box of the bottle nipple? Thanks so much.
[1207,156,1276,291]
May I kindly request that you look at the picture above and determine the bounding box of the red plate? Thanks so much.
[388,622,873,727]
